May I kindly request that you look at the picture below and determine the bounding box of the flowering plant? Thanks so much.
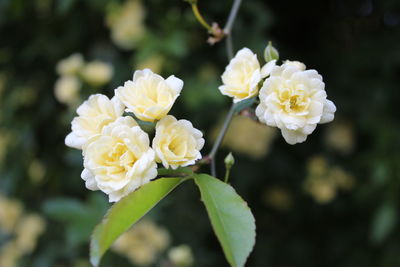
[65,1,336,266]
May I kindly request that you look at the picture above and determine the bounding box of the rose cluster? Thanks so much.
[219,47,336,145]
[65,69,204,202]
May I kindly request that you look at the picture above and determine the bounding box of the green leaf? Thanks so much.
[43,193,109,247]
[157,167,194,177]
[370,201,397,244]
[90,178,185,267]
[43,198,87,222]
[193,174,256,267]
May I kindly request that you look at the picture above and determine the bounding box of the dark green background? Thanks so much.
[0,0,399,266]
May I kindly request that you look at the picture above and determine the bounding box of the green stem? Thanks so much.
[209,103,236,159]
[191,4,212,31]
[209,103,236,177]
[207,0,243,178]
[225,33,234,60]
[224,167,231,183]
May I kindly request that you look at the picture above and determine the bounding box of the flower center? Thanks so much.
[289,96,298,109]
[104,142,136,173]
[278,86,309,113]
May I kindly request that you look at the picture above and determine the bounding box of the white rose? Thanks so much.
[81,116,157,202]
[65,94,125,149]
[81,61,113,86]
[283,60,306,71]
[218,47,276,103]
[256,61,336,144]
[152,115,204,169]
[54,75,81,106]
[115,69,183,122]
[56,53,84,76]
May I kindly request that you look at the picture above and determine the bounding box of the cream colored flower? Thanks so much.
[262,186,292,211]
[136,54,164,74]
[113,219,170,266]
[15,214,46,253]
[212,115,277,159]
[324,121,354,154]
[0,195,23,233]
[115,69,183,122]
[81,117,157,202]
[219,47,275,103]
[256,61,336,144]
[106,0,145,50]
[283,60,306,71]
[81,61,113,86]
[28,159,46,184]
[65,94,124,150]
[304,155,355,204]
[153,115,204,169]
[56,53,84,76]
[168,245,194,267]
[54,75,81,106]
[0,241,22,267]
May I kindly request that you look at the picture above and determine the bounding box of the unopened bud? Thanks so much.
[224,152,235,168]
[264,41,279,63]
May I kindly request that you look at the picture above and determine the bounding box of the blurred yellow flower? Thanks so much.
[153,115,204,169]
[168,245,194,267]
[213,115,277,159]
[305,178,337,204]
[307,155,328,177]
[0,195,46,267]
[15,214,46,253]
[81,117,157,202]
[113,219,170,266]
[304,156,355,204]
[54,75,81,106]
[56,53,84,76]
[65,94,124,150]
[136,54,164,74]
[324,120,354,154]
[115,69,183,122]
[81,60,113,86]
[330,167,355,191]
[0,241,22,267]
[106,0,145,50]
[0,195,23,233]
[262,186,292,211]
[28,159,46,184]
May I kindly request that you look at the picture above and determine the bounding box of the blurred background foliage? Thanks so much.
[0,0,400,266]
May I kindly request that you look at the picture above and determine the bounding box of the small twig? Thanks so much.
[225,33,234,60]
[209,103,236,159]
[211,159,217,177]
[207,103,236,177]
[203,0,243,178]
[223,0,243,35]
[191,3,212,31]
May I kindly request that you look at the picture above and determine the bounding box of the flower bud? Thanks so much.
[224,152,235,168]
[264,42,279,63]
